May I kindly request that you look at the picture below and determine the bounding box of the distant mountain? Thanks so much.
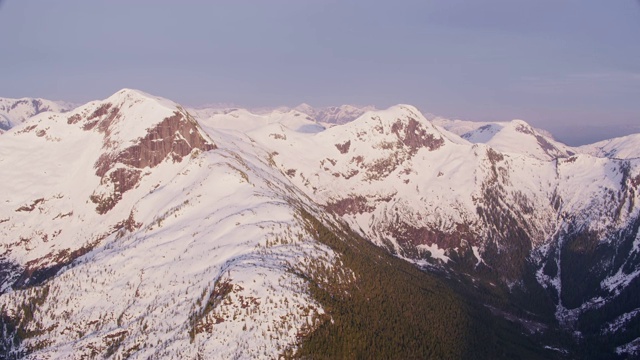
[2,90,640,358]
[294,103,377,125]
[190,103,376,129]
[579,133,640,159]
[460,119,576,160]
[0,97,76,133]
[192,107,324,134]
[432,116,555,137]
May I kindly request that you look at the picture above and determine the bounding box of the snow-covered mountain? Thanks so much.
[294,103,377,125]
[432,117,572,160]
[432,116,554,139]
[0,90,341,358]
[459,120,576,160]
[190,103,375,130]
[192,107,324,134]
[2,89,640,358]
[248,104,640,357]
[0,97,76,133]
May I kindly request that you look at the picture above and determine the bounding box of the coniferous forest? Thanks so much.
[293,209,561,359]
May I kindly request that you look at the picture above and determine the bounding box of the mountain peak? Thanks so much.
[106,88,177,111]
[458,118,575,160]
[60,90,217,213]
[294,103,314,113]
[66,89,186,144]
[349,104,431,129]
[508,119,536,134]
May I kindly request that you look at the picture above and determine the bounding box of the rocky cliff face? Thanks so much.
[78,99,217,214]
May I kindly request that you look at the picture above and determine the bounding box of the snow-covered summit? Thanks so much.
[66,88,194,147]
[3,88,216,216]
[461,119,576,160]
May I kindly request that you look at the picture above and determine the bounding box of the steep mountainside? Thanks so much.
[0,90,339,359]
[0,90,558,359]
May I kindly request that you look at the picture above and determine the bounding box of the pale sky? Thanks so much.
[1,0,639,145]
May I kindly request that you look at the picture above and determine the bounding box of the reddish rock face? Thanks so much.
[389,221,467,252]
[335,140,351,154]
[87,108,216,214]
[390,117,444,155]
[95,111,216,177]
[326,196,374,216]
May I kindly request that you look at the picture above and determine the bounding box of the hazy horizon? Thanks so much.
[1,0,638,146]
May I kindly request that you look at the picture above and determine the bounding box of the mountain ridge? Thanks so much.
[1,89,640,358]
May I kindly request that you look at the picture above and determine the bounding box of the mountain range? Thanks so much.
[1,89,639,359]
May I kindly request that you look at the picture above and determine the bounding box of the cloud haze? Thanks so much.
[0,0,638,145]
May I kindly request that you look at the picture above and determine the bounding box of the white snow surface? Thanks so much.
[617,337,640,357]
[579,132,640,159]
[416,243,450,263]
[432,116,555,139]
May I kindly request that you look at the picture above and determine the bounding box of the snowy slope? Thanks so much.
[430,116,491,136]
[433,116,570,156]
[578,132,640,159]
